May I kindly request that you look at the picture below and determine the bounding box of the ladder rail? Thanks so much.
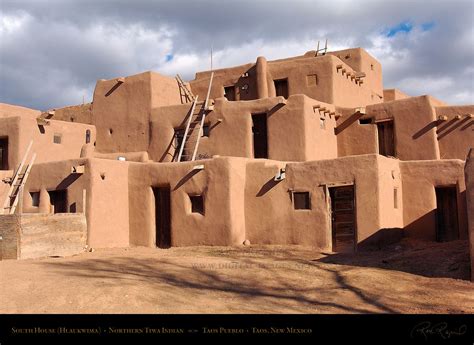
[2,140,33,212]
[204,72,214,110]
[191,112,206,161]
[9,153,36,214]
[177,96,199,162]
[190,72,214,161]
[176,74,195,103]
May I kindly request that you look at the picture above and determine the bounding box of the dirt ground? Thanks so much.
[0,238,473,314]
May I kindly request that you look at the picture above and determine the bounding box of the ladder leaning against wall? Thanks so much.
[175,72,214,162]
[2,140,36,214]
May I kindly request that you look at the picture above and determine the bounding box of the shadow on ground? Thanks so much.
[317,238,471,280]
[39,246,400,313]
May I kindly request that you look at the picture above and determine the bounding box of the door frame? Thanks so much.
[251,113,268,159]
[434,184,460,242]
[326,182,357,252]
[375,118,396,157]
[152,185,172,248]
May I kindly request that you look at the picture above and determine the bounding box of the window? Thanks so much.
[202,124,210,137]
[394,188,398,209]
[274,79,289,98]
[306,74,318,86]
[370,64,374,71]
[293,192,311,210]
[320,117,326,129]
[359,118,372,125]
[190,195,204,214]
[0,137,8,170]
[86,129,91,144]
[30,191,40,207]
[53,133,62,144]
[224,85,236,101]
[48,189,67,213]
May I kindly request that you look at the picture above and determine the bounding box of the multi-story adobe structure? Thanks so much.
[0,47,473,280]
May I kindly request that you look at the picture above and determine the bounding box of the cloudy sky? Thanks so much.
[0,0,473,110]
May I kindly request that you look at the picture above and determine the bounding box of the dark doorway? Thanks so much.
[274,79,288,98]
[0,137,8,170]
[329,185,356,252]
[274,78,289,98]
[224,85,236,101]
[435,187,459,242]
[48,190,68,214]
[154,186,171,248]
[251,113,268,158]
[377,120,395,157]
[174,128,185,161]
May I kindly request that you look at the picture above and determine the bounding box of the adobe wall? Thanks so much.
[464,149,474,281]
[434,105,474,160]
[150,94,337,162]
[383,89,409,102]
[244,155,401,249]
[337,96,441,161]
[0,111,96,169]
[127,157,246,247]
[400,159,467,240]
[0,213,86,260]
[335,107,378,157]
[190,63,257,101]
[190,51,380,108]
[22,158,129,248]
[54,103,93,124]
[0,214,19,259]
[92,71,181,154]
[0,170,13,205]
[328,48,384,102]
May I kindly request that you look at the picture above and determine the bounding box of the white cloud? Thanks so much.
[0,0,473,108]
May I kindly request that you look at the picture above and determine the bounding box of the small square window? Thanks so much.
[224,86,236,101]
[359,118,372,125]
[30,191,40,207]
[306,74,318,86]
[320,118,326,129]
[293,192,311,210]
[202,124,210,137]
[190,195,204,214]
[394,188,398,209]
[53,133,62,144]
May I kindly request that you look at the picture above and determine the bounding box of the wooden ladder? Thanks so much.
[176,74,195,104]
[176,72,214,162]
[2,141,37,214]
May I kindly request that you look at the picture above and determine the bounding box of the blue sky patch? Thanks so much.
[386,21,413,37]
[165,54,174,62]
[421,21,435,31]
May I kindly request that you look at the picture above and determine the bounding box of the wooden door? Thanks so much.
[330,185,356,252]
[0,137,8,170]
[274,79,289,99]
[435,187,459,242]
[252,113,268,158]
[377,120,395,157]
[154,187,171,248]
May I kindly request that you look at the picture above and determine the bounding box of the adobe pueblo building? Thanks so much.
[0,47,473,280]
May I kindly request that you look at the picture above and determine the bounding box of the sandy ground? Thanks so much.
[0,239,473,314]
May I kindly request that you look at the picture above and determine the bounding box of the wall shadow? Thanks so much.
[105,82,123,97]
[39,247,401,313]
[256,177,282,197]
[173,169,202,190]
[318,222,470,281]
[56,173,81,190]
[412,121,438,139]
[334,111,364,135]
[437,117,471,140]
